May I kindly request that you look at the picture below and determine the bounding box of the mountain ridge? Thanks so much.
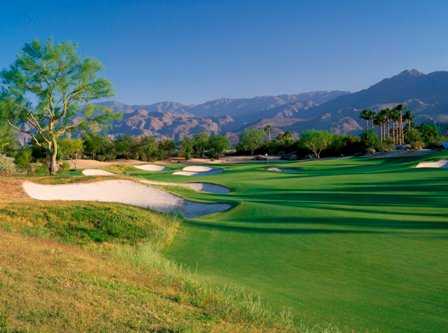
[104,69,448,139]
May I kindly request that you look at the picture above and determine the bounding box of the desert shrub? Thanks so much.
[0,154,16,176]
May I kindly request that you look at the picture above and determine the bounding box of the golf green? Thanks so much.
[134,153,448,332]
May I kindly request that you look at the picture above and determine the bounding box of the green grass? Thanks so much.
[131,152,448,332]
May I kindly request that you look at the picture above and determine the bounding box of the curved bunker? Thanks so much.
[82,169,115,176]
[22,180,231,218]
[134,164,165,172]
[173,165,223,176]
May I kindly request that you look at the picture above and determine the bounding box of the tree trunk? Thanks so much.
[48,138,59,175]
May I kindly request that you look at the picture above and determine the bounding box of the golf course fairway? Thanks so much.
[133,152,448,332]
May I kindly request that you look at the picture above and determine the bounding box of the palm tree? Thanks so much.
[264,125,272,142]
[360,109,374,130]
[374,111,387,142]
[382,108,392,140]
[403,109,414,130]
[388,108,401,144]
[394,104,405,144]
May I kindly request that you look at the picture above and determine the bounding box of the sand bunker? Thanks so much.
[22,180,230,218]
[138,179,230,194]
[415,160,448,168]
[173,165,222,176]
[172,171,197,176]
[183,166,213,173]
[134,164,165,172]
[82,169,115,176]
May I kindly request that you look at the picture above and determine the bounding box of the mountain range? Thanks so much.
[104,69,448,141]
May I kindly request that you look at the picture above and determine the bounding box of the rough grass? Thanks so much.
[0,178,299,332]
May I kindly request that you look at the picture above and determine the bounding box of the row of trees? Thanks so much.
[235,122,445,160]
[27,133,230,163]
[360,105,413,144]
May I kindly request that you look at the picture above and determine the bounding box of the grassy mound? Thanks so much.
[0,179,297,332]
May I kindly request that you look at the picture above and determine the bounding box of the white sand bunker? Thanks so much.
[134,164,165,172]
[138,179,229,194]
[183,166,213,173]
[172,171,197,176]
[82,169,115,176]
[173,165,222,176]
[22,180,231,218]
[416,160,448,168]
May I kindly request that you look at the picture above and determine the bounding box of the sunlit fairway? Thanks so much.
[130,152,448,332]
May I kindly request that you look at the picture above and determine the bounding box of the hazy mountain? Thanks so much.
[105,69,448,139]
[105,91,348,140]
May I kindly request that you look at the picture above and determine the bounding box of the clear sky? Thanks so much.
[1,0,448,104]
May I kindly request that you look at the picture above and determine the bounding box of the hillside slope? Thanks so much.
[0,178,296,332]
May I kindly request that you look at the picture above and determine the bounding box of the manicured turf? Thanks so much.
[134,152,448,332]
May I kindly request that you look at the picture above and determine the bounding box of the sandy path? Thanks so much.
[416,160,448,168]
[82,169,115,176]
[22,180,230,218]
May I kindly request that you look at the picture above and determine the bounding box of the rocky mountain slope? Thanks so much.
[105,91,348,140]
[105,69,448,139]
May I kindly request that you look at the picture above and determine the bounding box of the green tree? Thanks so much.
[83,133,115,161]
[299,130,333,159]
[192,132,210,158]
[180,137,193,160]
[418,123,442,147]
[114,135,135,159]
[405,128,423,149]
[0,40,116,175]
[237,128,265,155]
[137,136,158,161]
[360,129,379,152]
[59,138,83,160]
[158,139,176,160]
[208,135,230,158]
[14,147,33,171]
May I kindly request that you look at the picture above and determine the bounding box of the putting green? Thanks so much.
[131,153,448,332]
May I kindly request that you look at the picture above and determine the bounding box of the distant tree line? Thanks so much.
[234,116,445,159]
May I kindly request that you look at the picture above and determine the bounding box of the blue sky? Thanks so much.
[1,0,448,104]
